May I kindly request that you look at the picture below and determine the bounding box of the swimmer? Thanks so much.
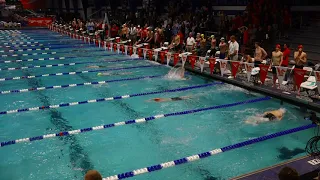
[86,65,107,68]
[97,72,133,76]
[147,96,191,102]
[245,108,286,125]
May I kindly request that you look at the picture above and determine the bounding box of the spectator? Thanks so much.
[256,26,264,44]
[278,166,299,180]
[199,34,207,56]
[177,29,184,50]
[294,45,307,69]
[219,37,228,59]
[186,32,195,52]
[110,24,119,38]
[271,44,283,88]
[227,35,239,61]
[254,42,267,67]
[164,24,172,43]
[84,170,102,180]
[129,24,137,43]
[282,43,290,67]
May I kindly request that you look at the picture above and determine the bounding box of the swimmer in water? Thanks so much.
[97,72,133,76]
[148,96,191,102]
[245,108,286,125]
[86,65,108,68]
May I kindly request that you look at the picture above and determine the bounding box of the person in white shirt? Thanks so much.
[227,35,239,61]
[186,32,195,52]
[129,24,137,43]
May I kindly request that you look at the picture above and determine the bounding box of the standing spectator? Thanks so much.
[282,43,290,67]
[271,44,283,88]
[129,24,137,43]
[219,37,228,59]
[186,32,195,52]
[164,24,172,43]
[294,45,307,69]
[227,35,239,61]
[254,42,267,67]
[264,25,275,54]
[283,9,291,38]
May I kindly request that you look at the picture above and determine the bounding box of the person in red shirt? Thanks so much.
[282,43,290,67]
[110,24,119,38]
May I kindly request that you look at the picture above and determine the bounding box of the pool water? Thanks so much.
[0,30,314,180]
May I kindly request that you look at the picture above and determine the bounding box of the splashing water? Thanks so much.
[165,67,185,80]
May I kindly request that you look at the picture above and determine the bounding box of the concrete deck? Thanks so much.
[232,156,320,180]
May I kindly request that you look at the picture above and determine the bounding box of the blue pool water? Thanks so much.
[0,29,314,180]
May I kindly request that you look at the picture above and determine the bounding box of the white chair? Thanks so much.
[300,76,317,96]
[303,67,313,79]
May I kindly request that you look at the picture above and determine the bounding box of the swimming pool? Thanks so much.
[0,29,314,180]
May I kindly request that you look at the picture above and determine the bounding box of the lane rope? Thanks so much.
[0,82,223,115]
[0,64,157,82]
[0,96,269,147]
[0,53,116,63]
[0,75,163,95]
[0,47,50,53]
[1,52,57,58]
[0,58,141,71]
[101,123,315,180]
[0,49,107,58]
[2,41,39,45]
[0,44,44,48]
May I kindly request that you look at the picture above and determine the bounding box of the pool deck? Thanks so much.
[181,64,320,112]
[231,155,320,180]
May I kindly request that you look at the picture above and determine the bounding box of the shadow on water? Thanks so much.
[196,167,220,180]
[277,147,305,160]
[22,69,94,178]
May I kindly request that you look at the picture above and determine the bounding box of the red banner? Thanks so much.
[231,61,241,78]
[160,51,165,64]
[173,53,179,66]
[28,18,53,27]
[259,65,269,84]
[138,48,143,57]
[120,45,125,54]
[294,68,306,89]
[209,58,216,74]
[113,44,117,52]
[21,0,46,10]
[189,56,197,70]
[129,47,133,56]
[148,50,153,60]
[107,42,111,51]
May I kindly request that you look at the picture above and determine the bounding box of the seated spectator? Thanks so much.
[84,170,102,180]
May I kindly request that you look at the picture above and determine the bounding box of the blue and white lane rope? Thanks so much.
[1,51,57,58]
[0,47,50,53]
[102,123,315,180]
[2,41,39,45]
[0,53,116,64]
[0,49,107,58]
[0,75,163,95]
[0,43,44,48]
[0,96,269,147]
[0,64,153,82]
[0,58,141,71]
[0,83,223,115]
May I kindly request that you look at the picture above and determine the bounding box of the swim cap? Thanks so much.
[201,34,204,37]
[276,44,281,49]
[97,73,102,76]
[298,45,303,49]
[154,98,161,102]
